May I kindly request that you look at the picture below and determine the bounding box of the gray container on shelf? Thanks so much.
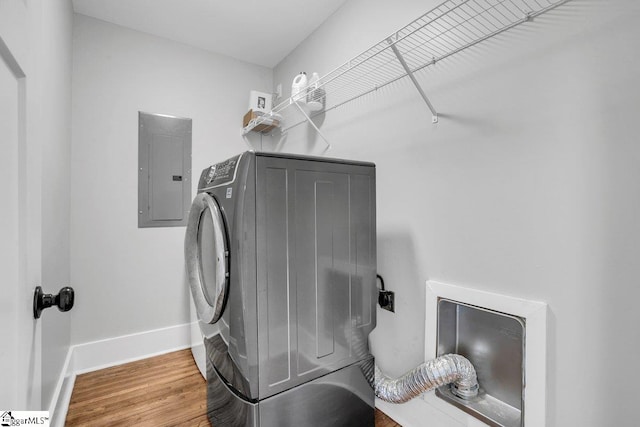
[306,72,326,112]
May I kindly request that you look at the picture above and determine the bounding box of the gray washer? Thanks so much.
[185,151,377,427]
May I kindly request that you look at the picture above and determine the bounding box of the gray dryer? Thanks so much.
[185,151,377,427]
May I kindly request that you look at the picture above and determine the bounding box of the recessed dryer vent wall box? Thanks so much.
[436,299,525,427]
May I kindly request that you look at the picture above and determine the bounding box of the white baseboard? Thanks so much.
[48,322,192,426]
[48,345,76,427]
[376,397,467,427]
[72,323,191,374]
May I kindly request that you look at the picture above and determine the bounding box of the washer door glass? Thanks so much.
[185,193,229,324]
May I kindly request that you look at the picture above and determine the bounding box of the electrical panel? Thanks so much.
[138,112,192,228]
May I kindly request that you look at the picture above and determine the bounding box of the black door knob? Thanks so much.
[33,286,75,319]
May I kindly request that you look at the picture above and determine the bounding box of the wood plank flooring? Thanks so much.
[374,408,402,427]
[66,349,401,427]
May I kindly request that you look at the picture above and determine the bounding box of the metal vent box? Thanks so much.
[436,298,525,427]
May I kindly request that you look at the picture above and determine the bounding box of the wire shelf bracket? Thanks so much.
[387,36,439,123]
[292,101,332,152]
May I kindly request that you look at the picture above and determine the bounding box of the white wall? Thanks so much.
[273,1,640,426]
[70,15,272,344]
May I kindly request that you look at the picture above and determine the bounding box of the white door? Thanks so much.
[0,33,42,410]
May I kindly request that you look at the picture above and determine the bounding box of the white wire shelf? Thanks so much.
[242,0,571,136]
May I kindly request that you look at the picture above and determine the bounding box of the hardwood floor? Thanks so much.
[66,349,208,426]
[374,408,402,427]
[66,349,401,426]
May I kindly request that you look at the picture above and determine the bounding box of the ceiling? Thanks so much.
[72,0,348,68]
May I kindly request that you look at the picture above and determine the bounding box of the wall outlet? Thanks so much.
[378,290,395,312]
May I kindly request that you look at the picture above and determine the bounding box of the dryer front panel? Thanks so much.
[255,155,377,400]
[185,192,229,324]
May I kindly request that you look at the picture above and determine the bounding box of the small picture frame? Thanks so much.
[249,90,272,115]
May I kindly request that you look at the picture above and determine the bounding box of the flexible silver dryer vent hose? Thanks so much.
[369,354,479,404]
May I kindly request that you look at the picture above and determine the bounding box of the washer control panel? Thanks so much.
[199,153,242,189]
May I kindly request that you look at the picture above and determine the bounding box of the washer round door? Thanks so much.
[185,192,229,324]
